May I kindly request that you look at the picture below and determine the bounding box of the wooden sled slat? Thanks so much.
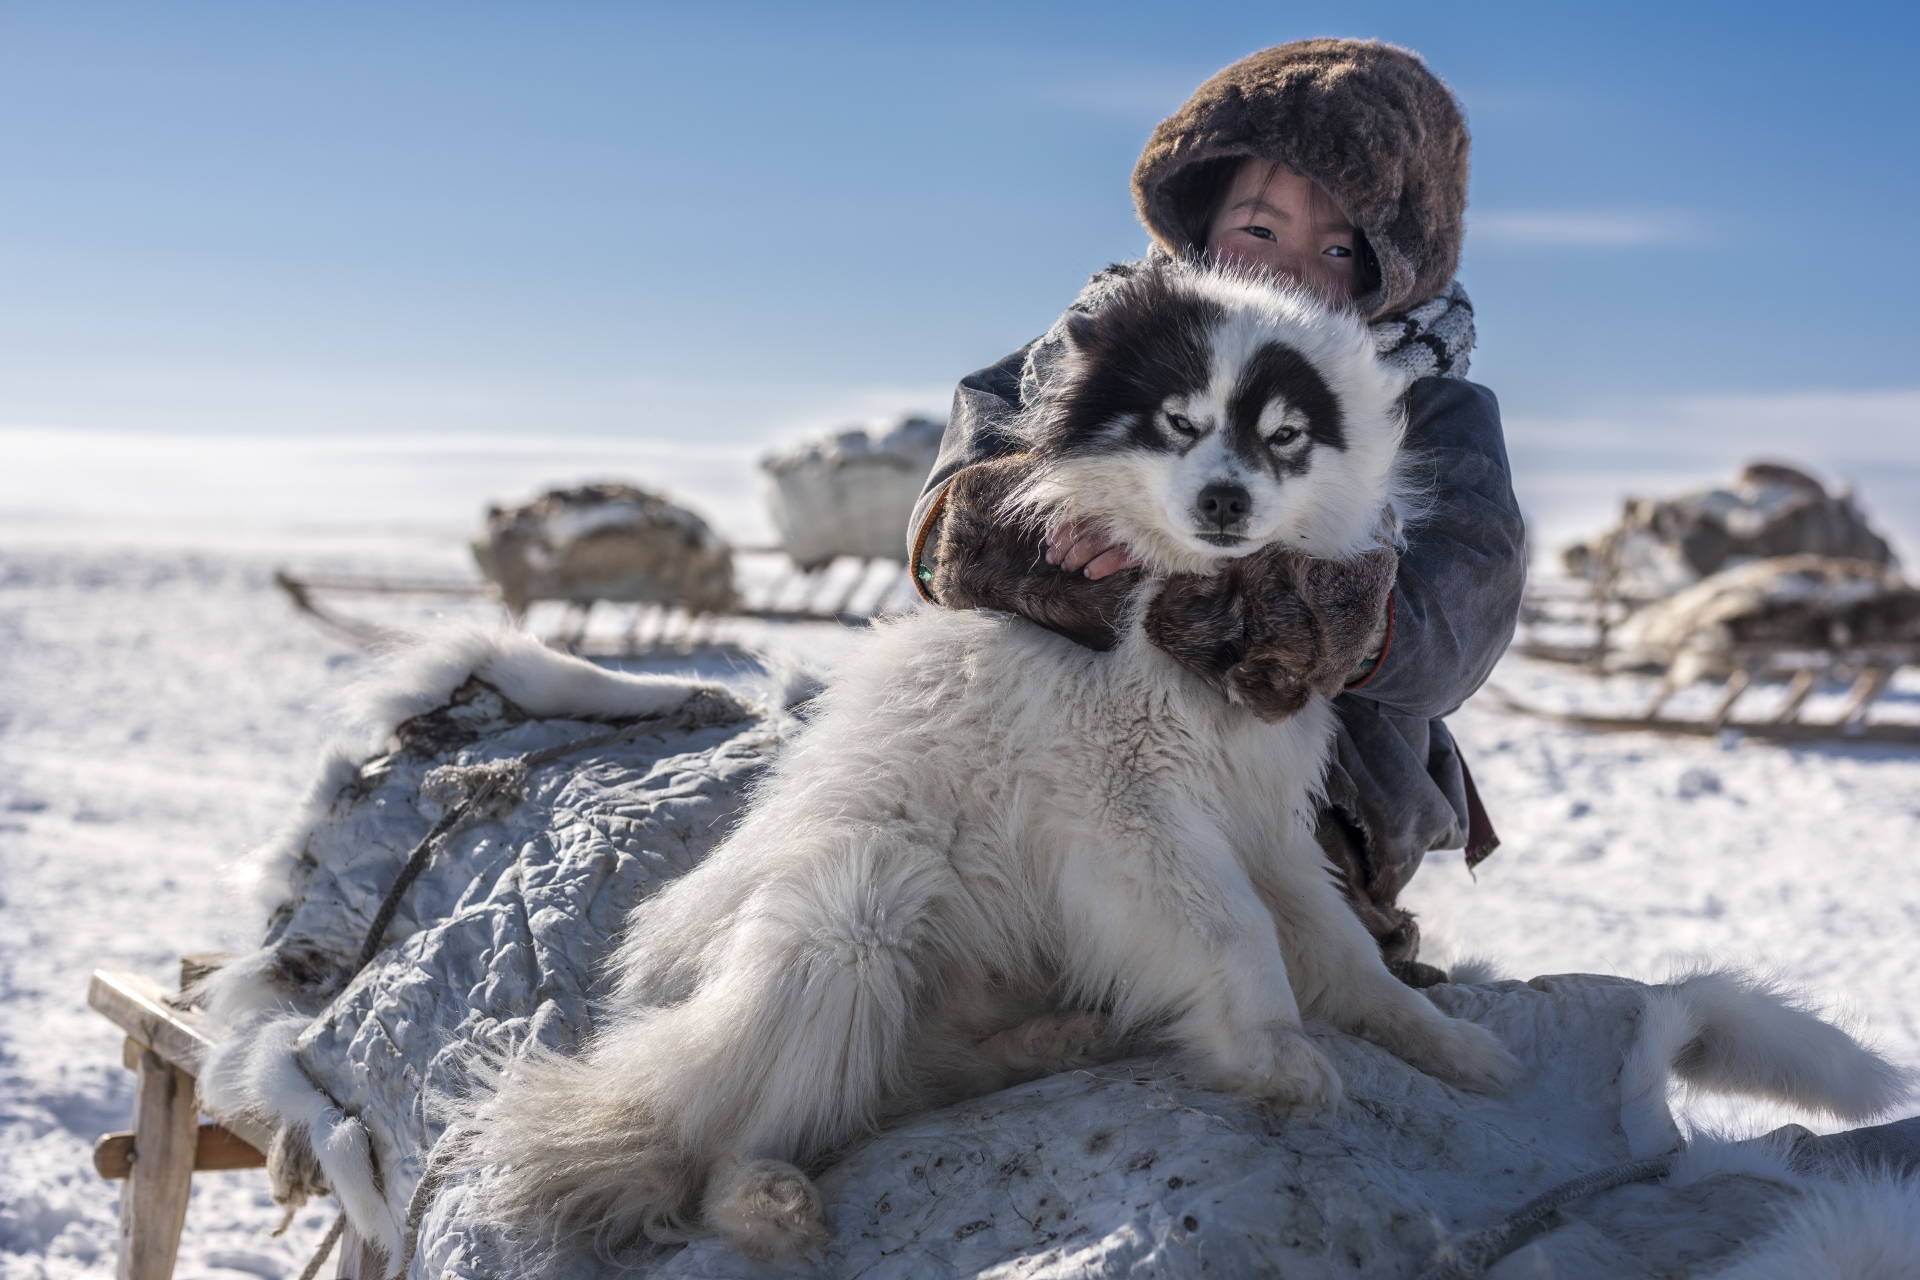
[88,970,278,1154]
[94,1124,268,1180]
[1481,685,1920,746]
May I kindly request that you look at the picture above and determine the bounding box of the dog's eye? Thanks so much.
[1167,413,1199,437]
[1268,426,1302,447]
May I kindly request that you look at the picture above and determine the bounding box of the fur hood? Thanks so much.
[1132,40,1469,321]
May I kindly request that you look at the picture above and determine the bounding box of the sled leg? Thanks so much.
[1771,668,1817,724]
[116,1050,197,1280]
[1706,665,1754,731]
[1839,663,1896,730]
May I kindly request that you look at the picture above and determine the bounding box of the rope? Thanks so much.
[1413,1154,1674,1280]
[388,1126,473,1280]
[315,689,752,1276]
[296,1213,346,1280]
[351,691,747,978]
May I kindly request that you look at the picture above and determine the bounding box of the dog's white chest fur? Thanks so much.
[796,608,1334,924]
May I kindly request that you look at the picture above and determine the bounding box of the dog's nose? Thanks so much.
[1195,483,1251,530]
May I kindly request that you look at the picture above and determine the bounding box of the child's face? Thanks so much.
[1205,159,1357,304]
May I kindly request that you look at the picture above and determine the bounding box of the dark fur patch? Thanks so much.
[1227,340,1346,479]
[927,458,1139,652]
[1037,272,1222,459]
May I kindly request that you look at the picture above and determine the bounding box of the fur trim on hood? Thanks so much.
[1132,39,1469,321]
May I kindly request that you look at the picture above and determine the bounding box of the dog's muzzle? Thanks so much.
[1194,482,1252,544]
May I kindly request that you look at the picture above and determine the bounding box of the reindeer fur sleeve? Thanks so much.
[1147,546,1398,724]
[926,458,1142,652]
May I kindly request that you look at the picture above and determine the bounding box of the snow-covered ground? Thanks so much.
[3,433,1918,1280]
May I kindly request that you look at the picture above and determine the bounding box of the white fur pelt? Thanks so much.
[1703,1169,1920,1278]
[460,264,1521,1260]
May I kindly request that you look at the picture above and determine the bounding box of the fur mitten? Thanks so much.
[1147,544,1397,722]
[925,458,1140,651]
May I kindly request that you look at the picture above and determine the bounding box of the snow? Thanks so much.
[3,430,1918,1279]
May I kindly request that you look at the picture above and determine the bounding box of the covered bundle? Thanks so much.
[472,483,738,616]
[1563,462,1895,603]
[194,630,1916,1280]
[761,416,944,570]
[1607,555,1920,682]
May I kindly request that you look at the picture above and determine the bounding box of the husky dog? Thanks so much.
[465,261,1519,1260]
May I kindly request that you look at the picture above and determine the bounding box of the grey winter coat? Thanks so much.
[905,314,1525,899]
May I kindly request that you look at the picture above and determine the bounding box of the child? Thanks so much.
[906,40,1525,986]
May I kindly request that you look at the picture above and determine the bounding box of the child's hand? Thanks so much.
[1044,519,1141,580]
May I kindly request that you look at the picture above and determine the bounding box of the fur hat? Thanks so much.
[1132,39,1469,320]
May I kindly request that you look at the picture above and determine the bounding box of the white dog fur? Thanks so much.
[460,264,1526,1259]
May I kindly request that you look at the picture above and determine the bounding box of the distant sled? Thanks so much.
[273,416,940,656]
[1498,462,1920,746]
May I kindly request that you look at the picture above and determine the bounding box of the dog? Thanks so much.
[463,261,1519,1260]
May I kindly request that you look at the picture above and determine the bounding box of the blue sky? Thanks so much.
[2,0,1916,442]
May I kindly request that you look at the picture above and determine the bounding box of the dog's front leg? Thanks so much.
[1261,832,1519,1093]
[1062,826,1343,1115]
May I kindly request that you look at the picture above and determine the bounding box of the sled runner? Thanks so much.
[1483,645,1920,746]
[273,549,918,657]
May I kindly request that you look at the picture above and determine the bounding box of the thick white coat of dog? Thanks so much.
[465,263,1521,1259]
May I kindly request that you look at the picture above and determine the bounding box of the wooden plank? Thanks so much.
[117,1051,198,1280]
[89,971,215,1078]
[92,971,278,1154]
[179,953,237,992]
[94,1125,268,1180]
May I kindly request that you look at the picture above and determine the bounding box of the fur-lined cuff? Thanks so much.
[1343,593,1396,691]
[909,482,953,604]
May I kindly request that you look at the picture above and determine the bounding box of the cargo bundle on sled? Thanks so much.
[1501,462,1919,744]
[273,415,940,654]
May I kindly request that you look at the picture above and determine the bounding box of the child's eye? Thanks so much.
[1241,225,1276,242]
[1323,245,1352,258]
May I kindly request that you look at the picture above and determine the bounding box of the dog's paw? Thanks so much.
[1016,1010,1114,1073]
[702,1157,830,1262]
[1217,1025,1344,1116]
[976,1011,1115,1087]
[1409,1017,1522,1094]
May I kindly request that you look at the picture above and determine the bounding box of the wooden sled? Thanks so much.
[85,960,383,1280]
[1484,642,1920,746]
[273,549,917,658]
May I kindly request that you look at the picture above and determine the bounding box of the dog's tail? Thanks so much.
[460,1029,706,1254]
[1619,966,1915,1155]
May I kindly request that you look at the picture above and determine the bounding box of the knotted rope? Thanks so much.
[285,687,750,1280]
[1413,1153,1674,1280]
[350,689,747,978]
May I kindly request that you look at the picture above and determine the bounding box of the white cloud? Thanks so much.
[1470,209,1703,248]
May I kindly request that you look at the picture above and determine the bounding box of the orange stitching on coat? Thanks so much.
[1343,591,1396,691]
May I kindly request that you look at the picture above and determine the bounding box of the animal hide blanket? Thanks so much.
[198,628,1918,1280]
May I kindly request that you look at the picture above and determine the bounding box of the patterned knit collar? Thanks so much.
[1370,280,1475,381]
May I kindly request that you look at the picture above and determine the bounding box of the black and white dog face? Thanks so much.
[1018,262,1412,573]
